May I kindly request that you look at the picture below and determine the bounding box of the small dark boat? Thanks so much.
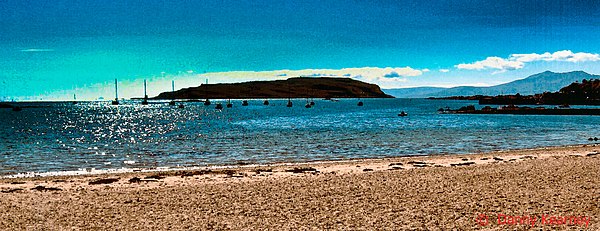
[204,99,211,106]
[169,101,176,106]
[309,100,315,106]
[357,101,363,106]
[226,99,233,108]
[305,103,311,108]
[286,99,293,107]
[215,103,223,110]
[242,100,249,106]
[398,111,408,117]
[178,104,184,109]
[263,100,269,105]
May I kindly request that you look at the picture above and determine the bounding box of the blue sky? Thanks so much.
[1,0,600,100]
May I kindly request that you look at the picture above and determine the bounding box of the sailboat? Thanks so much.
[169,80,176,106]
[111,79,119,105]
[203,79,211,106]
[72,94,78,104]
[141,79,149,105]
[226,99,233,108]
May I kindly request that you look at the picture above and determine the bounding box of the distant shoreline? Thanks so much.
[2,143,595,179]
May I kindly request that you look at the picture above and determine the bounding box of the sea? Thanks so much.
[1,98,599,176]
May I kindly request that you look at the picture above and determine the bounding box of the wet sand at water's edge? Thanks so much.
[1,145,599,230]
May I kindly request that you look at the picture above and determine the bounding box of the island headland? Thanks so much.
[153,77,394,99]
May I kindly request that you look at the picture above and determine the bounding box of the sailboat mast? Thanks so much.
[172,80,175,92]
[144,79,148,98]
[114,78,118,100]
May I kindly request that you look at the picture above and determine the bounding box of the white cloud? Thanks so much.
[439,69,450,73]
[20,48,54,52]
[456,56,524,71]
[456,50,600,72]
[510,50,600,63]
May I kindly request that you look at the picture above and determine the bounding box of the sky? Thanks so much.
[1,0,600,100]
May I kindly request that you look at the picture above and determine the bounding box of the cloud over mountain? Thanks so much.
[456,50,600,72]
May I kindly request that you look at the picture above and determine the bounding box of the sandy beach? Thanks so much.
[1,144,599,230]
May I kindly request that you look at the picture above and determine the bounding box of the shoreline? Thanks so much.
[2,143,596,179]
[1,144,599,229]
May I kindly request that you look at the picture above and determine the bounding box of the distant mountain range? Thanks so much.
[384,71,599,98]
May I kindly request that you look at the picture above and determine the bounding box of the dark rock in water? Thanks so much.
[1,188,23,193]
[31,186,62,191]
[89,178,119,185]
[363,168,374,172]
[285,167,318,173]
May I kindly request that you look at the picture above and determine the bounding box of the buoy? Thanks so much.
[357,101,363,106]
[242,100,249,106]
[215,103,223,110]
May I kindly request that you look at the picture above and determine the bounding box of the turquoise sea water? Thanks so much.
[1,98,599,175]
